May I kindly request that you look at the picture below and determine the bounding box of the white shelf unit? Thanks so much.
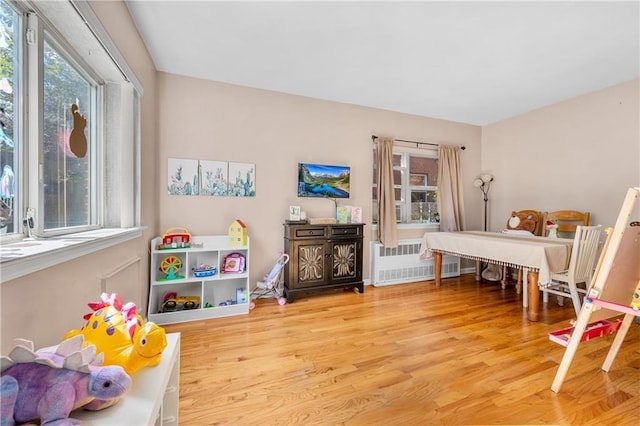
[73,332,180,425]
[148,235,250,325]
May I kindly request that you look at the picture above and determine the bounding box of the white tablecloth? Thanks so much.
[420,231,574,285]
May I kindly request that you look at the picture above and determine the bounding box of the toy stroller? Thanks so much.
[249,253,289,309]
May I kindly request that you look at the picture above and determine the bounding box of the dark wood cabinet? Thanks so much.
[283,223,364,303]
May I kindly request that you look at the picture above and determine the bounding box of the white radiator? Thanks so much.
[370,239,460,286]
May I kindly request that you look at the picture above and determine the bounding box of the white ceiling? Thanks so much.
[125,0,639,125]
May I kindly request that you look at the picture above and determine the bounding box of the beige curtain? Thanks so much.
[376,137,398,248]
[437,145,465,232]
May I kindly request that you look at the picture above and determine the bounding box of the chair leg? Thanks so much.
[501,266,523,294]
[522,267,528,308]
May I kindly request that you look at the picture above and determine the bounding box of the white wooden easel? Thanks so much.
[550,187,640,393]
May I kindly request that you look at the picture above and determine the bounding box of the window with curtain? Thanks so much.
[372,145,439,225]
[0,0,140,241]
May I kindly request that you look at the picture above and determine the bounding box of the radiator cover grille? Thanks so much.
[370,239,460,286]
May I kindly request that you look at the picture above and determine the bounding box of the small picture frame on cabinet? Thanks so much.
[289,206,301,221]
[350,206,362,223]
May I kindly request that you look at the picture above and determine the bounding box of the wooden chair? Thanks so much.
[542,210,590,238]
[502,210,542,293]
[541,225,603,316]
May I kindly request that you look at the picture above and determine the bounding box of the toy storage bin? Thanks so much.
[193,266,217,278]
[548,319,622,347]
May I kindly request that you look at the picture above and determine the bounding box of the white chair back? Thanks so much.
[568,225,603,284]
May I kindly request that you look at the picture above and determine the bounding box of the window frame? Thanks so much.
[0,0,143,281]
[34,27,102,236]
[373,144,440,228]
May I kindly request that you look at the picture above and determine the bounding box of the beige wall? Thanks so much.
[1,1,158,352]
[481,79,639,232]
[156,72,482,288]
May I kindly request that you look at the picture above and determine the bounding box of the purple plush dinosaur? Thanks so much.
[1,335,131,426]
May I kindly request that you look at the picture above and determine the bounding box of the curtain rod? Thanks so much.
[371,135,466,150]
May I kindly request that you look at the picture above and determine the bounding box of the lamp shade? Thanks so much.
[480,173,493,183]
[473,178,483,188]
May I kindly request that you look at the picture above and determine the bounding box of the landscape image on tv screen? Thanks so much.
[298,163,350,199]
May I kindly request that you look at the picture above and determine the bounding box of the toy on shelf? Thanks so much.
[222,252,245,273]
[193,264,217,278]
[65,293,167,375]
[156,227,191,250]
[160,291,200,313]
[0,335,132,425]
[228,219,247,246]
[159,255,184,280]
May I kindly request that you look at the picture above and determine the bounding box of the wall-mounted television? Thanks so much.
[297,163,350,199]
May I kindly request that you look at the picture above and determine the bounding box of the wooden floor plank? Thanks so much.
[163,274,638,425]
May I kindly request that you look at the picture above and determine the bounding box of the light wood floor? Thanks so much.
[163,274,639,425]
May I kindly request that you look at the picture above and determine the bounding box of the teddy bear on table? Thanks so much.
[506,213,538,235]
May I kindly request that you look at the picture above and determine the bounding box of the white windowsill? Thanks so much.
[0,227,144,283]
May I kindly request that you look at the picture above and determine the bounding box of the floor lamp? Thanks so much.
[474,174,499,280]
[473,173,494,231]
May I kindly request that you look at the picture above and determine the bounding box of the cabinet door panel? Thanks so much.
[294,241,327,288]
[330,241,360,282]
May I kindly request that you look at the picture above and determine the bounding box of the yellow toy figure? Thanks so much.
[632,279,640,311]
[65,293,167,375]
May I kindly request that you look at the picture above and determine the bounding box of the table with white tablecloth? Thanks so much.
[420,231,574,321]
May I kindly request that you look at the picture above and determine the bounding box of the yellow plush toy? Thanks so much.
[65,293,167,375]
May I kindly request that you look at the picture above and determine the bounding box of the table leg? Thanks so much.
[434,251,442,286]
[475,260,481,281]
[527,270,540,321]
[501,265,508,289]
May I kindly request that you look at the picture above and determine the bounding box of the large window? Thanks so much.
[0,0,139,242]
[372,146,439,225]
